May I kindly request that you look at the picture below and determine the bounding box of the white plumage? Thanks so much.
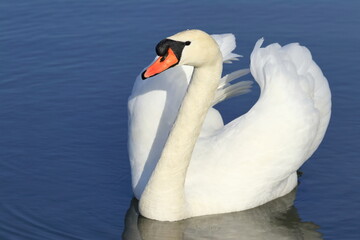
[128,30,331,221]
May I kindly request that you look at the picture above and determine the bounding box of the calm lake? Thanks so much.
[1,0,359,239]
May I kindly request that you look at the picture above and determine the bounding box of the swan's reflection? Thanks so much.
[122,189,322,240]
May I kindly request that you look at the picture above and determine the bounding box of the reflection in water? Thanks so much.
[122,189,322,240]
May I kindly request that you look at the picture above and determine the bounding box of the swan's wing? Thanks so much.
[187,39,331,210]
[211,33,242,62]
[203,34,253,135]
[250,39,331,159]
[280,42,332,158]
[213,73,253,106]
[215,38,331,168]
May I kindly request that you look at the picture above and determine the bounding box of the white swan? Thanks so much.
[128,29,331,221]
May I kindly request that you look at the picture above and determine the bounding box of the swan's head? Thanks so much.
[142,29,221,80]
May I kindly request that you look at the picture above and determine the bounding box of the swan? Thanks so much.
[128,29,331,221]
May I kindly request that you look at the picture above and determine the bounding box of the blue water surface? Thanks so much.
[0,0,359,239]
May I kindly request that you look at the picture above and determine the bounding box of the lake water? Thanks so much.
[1,0,359,239]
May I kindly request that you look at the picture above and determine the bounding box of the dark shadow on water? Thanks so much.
[122,189,322,240]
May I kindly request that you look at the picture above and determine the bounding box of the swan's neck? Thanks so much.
[139,59,222,221]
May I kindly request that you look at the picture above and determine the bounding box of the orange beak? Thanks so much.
[142,48,179,80]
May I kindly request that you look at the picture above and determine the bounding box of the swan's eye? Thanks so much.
[160,51,169,62]
[185,41,191,46]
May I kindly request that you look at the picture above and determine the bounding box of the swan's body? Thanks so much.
[128,30,331,221]
[123,190,323,240]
